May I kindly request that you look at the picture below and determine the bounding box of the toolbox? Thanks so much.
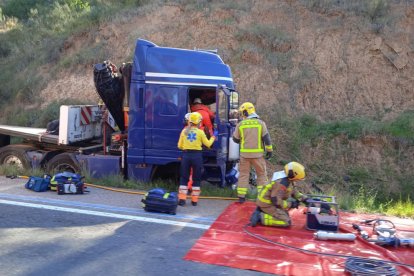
[305,195,339,232]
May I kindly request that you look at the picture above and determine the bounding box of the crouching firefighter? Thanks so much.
[250,162,309,227]
[177,112,216,206]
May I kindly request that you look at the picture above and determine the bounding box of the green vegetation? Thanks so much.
[0,0,148,126]
[263,110,414,216]
[2,164,412,217]
[331,185,414,219]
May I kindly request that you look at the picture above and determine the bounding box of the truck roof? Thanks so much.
[132,39,234,88]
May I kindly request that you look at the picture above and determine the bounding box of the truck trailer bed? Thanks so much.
[0,125,58,145]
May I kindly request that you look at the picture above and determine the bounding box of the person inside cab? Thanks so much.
[190,98,215,138]
[250,162,310,227]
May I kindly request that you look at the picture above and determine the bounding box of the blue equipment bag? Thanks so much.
[25,175,51,192]
[51,172,85,194]
[141,188,178,215]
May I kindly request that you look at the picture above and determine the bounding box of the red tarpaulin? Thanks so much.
[184,202,414,275]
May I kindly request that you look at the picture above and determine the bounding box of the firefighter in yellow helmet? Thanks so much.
[177,112,216,206]
[232,102,273,203]
[250,162,310,227]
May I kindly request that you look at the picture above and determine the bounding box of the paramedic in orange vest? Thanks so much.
[177,112,216,206]
[232,102,273,203]
[190,98,215,137]
[250,162,309,227]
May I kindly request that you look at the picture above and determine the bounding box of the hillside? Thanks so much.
[1,0,413,205]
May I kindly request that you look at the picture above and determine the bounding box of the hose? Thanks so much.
[5,175,239,200]
[242,224,414,275]
[86,183,237,200]
[345,257,398,276]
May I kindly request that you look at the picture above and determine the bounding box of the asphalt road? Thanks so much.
[0,177,269,276]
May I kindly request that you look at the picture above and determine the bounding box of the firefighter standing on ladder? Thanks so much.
[232,102,273,203]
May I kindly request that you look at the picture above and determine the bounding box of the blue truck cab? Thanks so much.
[0,39,240,187]
[126,39,239,186]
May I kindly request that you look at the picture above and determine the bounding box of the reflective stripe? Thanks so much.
[258,182,273,204]
[191,187,201,196]
[282,200,288,209]
[265,145,273,150]
[261,213,289,226]
[163,193,170,199]
[179,185,188,196]
[239,119,263,153]
[237,187,248,195]
[146,72,233,82]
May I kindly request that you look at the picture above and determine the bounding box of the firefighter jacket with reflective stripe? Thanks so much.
[178,126,214,150]
[256,177,306,210]
[232,118,272,158]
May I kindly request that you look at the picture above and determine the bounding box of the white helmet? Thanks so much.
[193,98,202,104]
[184,113,191,122]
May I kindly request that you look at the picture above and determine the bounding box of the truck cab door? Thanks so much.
[145,85,186,163]
[215,86,229,158]
[215,86,240,161]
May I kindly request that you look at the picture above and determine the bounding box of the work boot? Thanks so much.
[191,201,197,206]
[178,199,186,206]
[250,207,261,227]
[238,197,246,204]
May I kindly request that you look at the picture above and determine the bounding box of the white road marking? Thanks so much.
[0,199,210,230]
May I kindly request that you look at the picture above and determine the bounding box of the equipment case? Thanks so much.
[141,188,178,215]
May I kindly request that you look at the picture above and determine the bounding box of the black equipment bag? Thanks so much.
[141,188,178,215]
[51,172,85,194]
[57,182,85,195]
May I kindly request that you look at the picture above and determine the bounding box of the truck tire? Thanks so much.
[46,153,81,174]
[0,145,32,169]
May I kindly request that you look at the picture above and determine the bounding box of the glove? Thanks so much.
[213,130,218,137]
[265,151,272,160]
[290,200,299,209]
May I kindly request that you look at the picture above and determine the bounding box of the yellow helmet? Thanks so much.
[284,162,306,181]
[189,112,202,125]
[239,102,256,117]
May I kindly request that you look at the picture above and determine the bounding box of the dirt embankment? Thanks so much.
[39,1,414,194]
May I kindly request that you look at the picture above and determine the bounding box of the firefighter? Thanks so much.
[177,112,216,206]
[250,162,309,227]
[190,98,215,137]
[232,102,273,203]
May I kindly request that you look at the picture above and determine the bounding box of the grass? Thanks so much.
[86,174,237,198]
[1,164,412,217]
[330,185,413,218]
[385,198,414,218]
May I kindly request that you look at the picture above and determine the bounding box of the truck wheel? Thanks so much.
[47,153,80,174]
[0,145,32,169]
